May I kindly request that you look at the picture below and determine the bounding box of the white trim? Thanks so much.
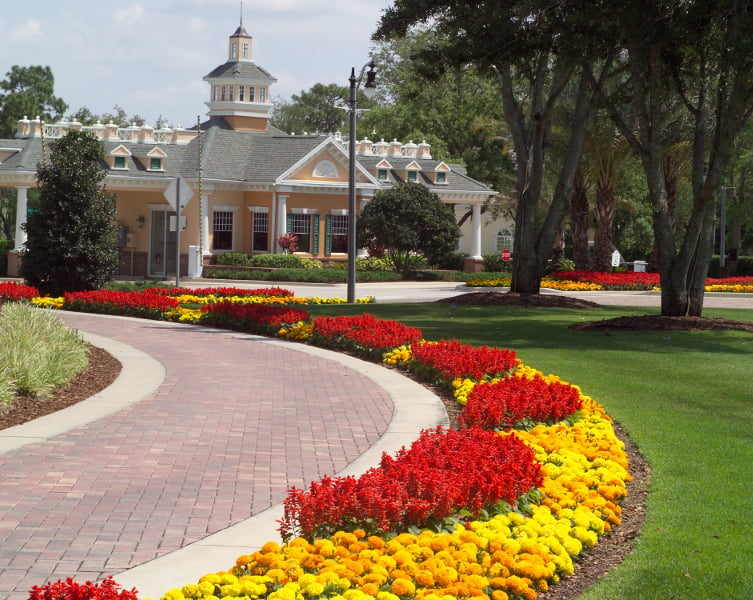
[290,207,319,215]
[247,206,269,213]
[213,205,241,212]
[330,209,348,216]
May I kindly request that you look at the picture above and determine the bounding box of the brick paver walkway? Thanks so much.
[0,313,394,599]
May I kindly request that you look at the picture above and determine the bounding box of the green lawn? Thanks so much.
[306,302,753,599]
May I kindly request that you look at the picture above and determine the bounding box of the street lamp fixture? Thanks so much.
[347,61,377,303]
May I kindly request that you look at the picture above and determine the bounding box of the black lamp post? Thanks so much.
[347,61,377,303]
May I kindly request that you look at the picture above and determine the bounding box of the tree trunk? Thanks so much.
[593,181,615,271]
[570,169,592,270]
[650,154,679,271]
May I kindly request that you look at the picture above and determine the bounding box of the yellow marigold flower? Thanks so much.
[391,578,416,597]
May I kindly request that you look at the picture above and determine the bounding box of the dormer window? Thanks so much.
[114,156,127,169]
[378,169,388,181]
[408,171,418,183]
[150,157,163,171]
[436,172,447,184]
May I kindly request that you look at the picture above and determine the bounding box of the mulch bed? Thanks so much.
[0,345,122,431]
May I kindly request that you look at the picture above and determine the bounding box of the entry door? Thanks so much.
[149,209,178,277]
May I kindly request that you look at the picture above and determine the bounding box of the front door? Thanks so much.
[149,209,178,277]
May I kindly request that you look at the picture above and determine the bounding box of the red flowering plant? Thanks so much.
[200,301,310,335]
[409,338,518,385]
[311,314,423,360]
[460,374,583,431]
[62,289,179,319]
[277,233,298,254]
[28,576,138,600]
[0,281,39,302]
[551,270,660,289]
[279,426,542,540]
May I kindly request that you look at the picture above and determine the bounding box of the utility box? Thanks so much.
[633,260,647,273]
[188,245,202,277]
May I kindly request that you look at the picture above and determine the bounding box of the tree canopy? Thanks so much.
[377,0,753,315]
[357,182,460,273]
[0,65,67,138]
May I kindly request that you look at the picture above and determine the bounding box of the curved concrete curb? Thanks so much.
[116,340,448,599]
[0,331,166,455]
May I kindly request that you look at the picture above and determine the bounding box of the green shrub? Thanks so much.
[738,256,753,276]
[106,280,174,292]
[0,303,89,403]
[709,254,753,277]
[216,252,253,266]
[356,257,392,272]
[248,254,303,268]
[203,267,402,283]
[300,258,324,269]
[434,251,468,271]
[482,252,505,272]
[546,257,575,274]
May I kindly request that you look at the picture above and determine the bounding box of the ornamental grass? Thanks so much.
[0,301,88,403]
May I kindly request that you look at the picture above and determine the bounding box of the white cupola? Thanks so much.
[203,18,277,131]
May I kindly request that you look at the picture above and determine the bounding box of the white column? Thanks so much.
[200,193,210,254]
[13,187,29,250]
[470,203,482,259]
[276,195,288,253]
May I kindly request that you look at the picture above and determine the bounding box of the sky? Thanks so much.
[0,0,394,129]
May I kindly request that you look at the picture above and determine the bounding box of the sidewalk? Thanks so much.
[0,313,447,600]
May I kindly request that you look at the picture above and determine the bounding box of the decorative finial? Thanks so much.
[240,0,243,27]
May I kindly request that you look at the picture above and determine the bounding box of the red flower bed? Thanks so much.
[410,339,518,382]
[312,314,422,360]
[0,281,39,302]
[280,426,541,540]
[200,301,310,333]
[706,276,753,285]
[63,290,178,318]
[28,576,138,600]
[460,375,583,430]
[552,270,660,289]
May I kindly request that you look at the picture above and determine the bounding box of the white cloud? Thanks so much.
[113,4,145,28]
[9,19,43,42]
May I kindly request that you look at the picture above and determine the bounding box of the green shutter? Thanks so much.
[325,215,333,255]
[286,213,293,233]
[313,214,321,255]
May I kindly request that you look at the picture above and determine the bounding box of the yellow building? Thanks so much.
[0,21,501,278]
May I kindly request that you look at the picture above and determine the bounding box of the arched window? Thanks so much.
[496,228,513,252]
